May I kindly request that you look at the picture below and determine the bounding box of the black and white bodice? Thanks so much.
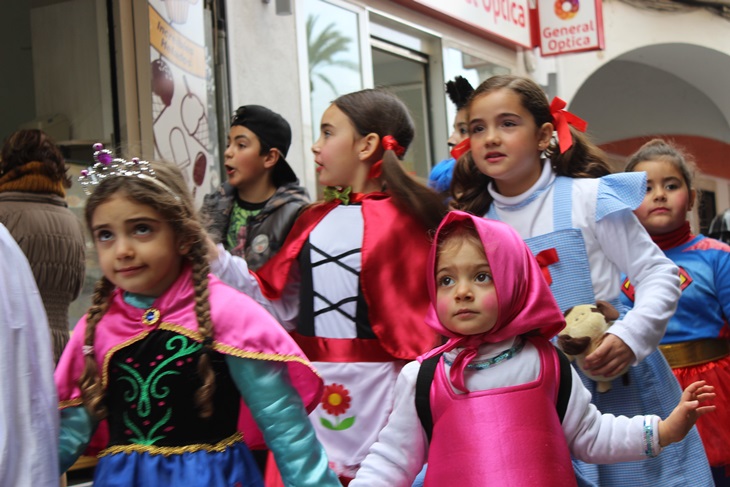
[104,328,240,448]
[297,205,375,339]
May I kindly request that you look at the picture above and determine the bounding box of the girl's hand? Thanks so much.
[583,334,635,377]
[658,381,716,447]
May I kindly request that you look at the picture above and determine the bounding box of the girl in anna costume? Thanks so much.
[622,139,730,486]
[350,212,716,487]
[54,147,340,487]
[210,89,446,484]
[450,75,714,486]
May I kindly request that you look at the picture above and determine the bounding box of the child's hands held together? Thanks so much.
[658,380,716,447]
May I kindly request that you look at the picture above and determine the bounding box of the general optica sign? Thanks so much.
[536,0,604,55]
[408,0,533,48]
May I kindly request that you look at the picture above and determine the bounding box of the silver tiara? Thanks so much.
[78,143,177,200]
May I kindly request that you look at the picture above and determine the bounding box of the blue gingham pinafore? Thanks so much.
[488,175,712,487]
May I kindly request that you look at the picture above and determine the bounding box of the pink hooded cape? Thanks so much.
[421,212,566,391]
[55,266,323,449]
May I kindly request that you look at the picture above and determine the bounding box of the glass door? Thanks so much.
[371,40,431,181]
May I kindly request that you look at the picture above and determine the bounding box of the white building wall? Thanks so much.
[225,1,309,186]
[553,0,730,105]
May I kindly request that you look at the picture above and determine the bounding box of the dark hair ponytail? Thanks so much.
[550,129,611,179]
[334,89,446,230]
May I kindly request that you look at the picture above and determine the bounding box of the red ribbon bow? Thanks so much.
[382,135,406,157]
[535,248,559,286]
[450,138,471,160]
[549,97,587,154]
[368,160,383,180]
[370,135,406,179]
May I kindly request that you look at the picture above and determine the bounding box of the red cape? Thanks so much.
[254,193,438,360]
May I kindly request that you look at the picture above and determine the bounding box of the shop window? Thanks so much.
[0,0,115,145]
[1,0,115,330]
[372,43,431,180]
[149,0,221,202]
[303,0,363,141]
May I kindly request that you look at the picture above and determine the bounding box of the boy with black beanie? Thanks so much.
[202,105,309,271]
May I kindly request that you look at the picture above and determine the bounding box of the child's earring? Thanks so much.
[541,131,558,164]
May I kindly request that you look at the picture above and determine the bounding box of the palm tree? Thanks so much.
[307,14,359,94]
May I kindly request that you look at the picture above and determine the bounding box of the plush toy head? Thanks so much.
[557,301,628,393]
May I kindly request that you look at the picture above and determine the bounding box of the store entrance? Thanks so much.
[371,40,432,182]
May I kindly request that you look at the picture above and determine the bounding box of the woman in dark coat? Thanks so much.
[0,129,85,362]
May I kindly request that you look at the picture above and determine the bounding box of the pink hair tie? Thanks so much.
[82,345,94,357]
[549,97,587,154]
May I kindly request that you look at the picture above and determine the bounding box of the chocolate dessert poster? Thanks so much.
[148,0,218,206]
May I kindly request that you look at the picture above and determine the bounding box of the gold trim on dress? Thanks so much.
[97,432,244,457]
[96,322,321,389]
[59,398,83,409]
[158,322,202,341]
[101,332,150,387]
[157,322,319,374]
[214,342,315,368]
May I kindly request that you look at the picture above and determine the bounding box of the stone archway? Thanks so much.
[568,43,730,183]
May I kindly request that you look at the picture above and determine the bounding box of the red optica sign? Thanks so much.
[536,0,605,55]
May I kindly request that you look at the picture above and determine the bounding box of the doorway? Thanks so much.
[371,39,432,182]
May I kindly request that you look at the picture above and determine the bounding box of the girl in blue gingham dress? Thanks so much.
[450,74,713,487]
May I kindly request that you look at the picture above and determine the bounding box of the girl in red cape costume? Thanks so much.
[210,89,446,484]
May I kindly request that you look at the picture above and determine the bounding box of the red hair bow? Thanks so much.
[549,97,587,154]
[450,138,471,160]
[382,135,406,157]
[370,135,406,179]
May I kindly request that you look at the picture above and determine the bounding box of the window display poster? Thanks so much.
[148,0,219,205]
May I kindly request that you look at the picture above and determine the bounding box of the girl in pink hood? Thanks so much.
[350,211,715,487]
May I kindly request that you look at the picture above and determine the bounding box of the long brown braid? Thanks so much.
[78,276,115,420]
[189,240,216,418]
[81,161,218,419]
[452,75,611,216]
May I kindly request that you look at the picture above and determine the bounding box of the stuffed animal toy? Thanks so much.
[556,301,630,393]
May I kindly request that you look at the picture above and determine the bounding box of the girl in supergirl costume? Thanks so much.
[622,139,730,486]
[54,148,340,487]
[210,89,446,483]
[350,212,715,487]
[450,75,714,487]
